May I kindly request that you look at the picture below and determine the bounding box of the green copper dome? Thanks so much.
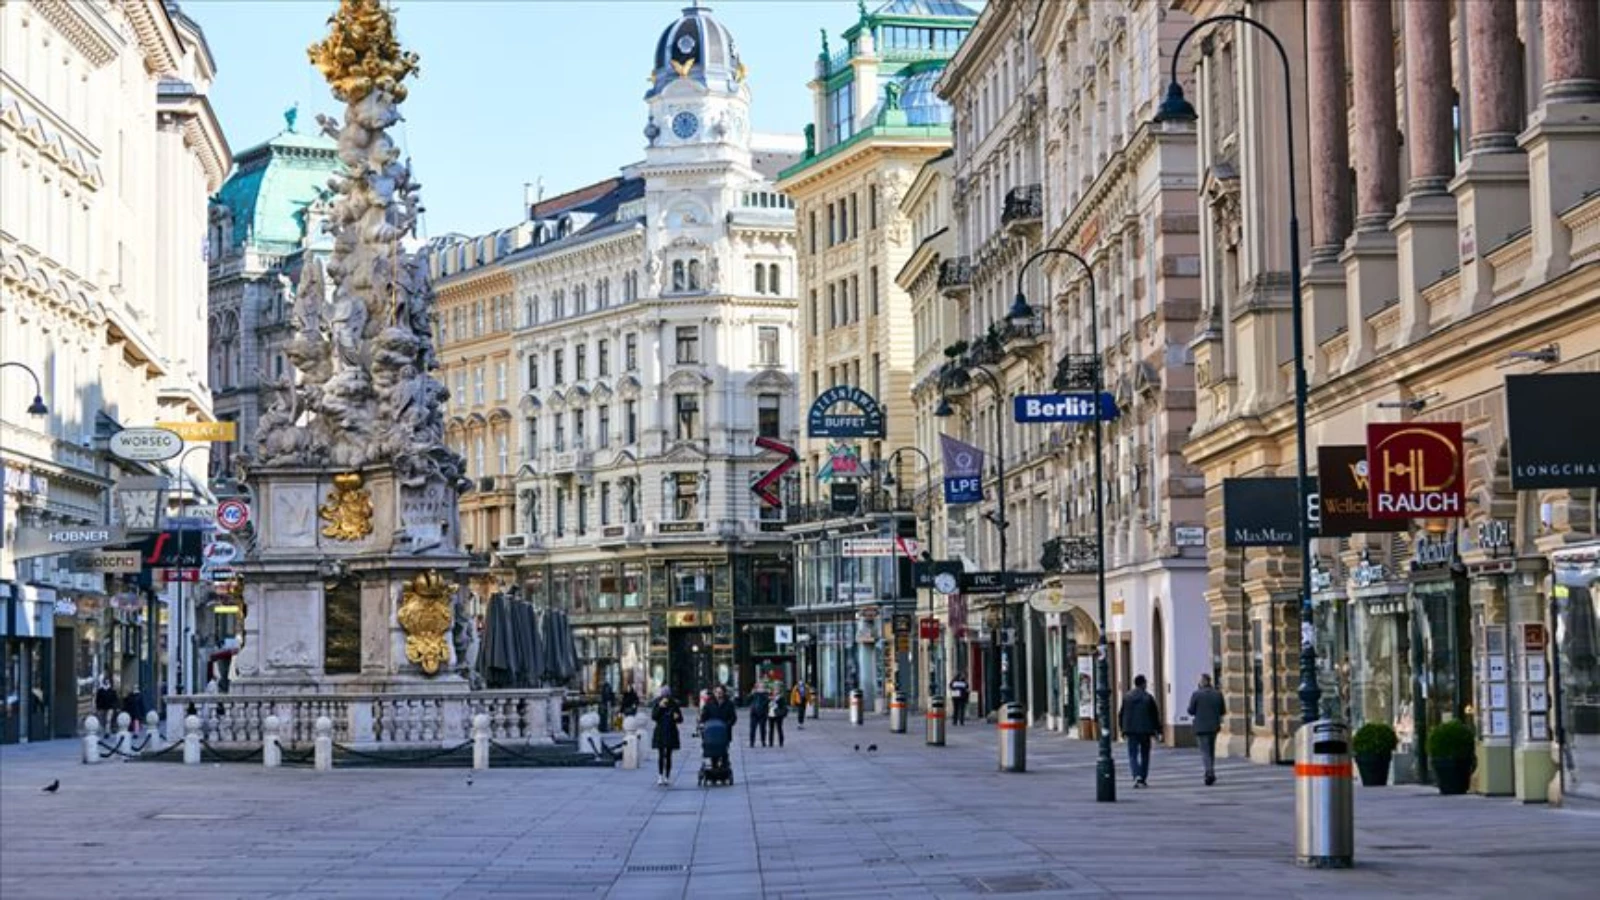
[214,112,340,253]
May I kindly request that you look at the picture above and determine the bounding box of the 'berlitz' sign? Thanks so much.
[1012,393,1118,423]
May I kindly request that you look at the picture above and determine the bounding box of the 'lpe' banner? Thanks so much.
[940,434,984,504]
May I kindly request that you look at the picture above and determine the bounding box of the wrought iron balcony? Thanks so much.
[1041,536,1100,574]
[998,317,1047,354]
[1052,353,1102,391]
[937,257,973,296]
[1002,184,1043,230]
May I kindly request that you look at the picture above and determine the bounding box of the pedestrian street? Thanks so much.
[3,712,1596,899]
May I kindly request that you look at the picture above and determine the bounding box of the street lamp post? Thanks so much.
[1155,14,1319,725]
[172,444,214,696]
[1013,248,1116,802]
[882,446,934,704]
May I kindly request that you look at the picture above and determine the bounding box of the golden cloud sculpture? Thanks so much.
[308,0,421,103]
[398,570,454,676]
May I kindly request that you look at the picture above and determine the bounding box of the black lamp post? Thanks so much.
[0,362,50,416]
[1156,14,1319,725]
[936,363,1012,708]
[1014,247,1116,802]
[882,446,935,701]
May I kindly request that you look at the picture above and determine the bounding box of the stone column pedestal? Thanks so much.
[1338,230,1399,370]
[1301,257,1347,381]
[1449,152,1530,315]
[1519,101,1600,284]
[1391,193,1460,346]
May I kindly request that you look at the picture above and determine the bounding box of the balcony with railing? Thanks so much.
[786,488,915,527]
[937,257,973,297]
[1002,184,1043,233]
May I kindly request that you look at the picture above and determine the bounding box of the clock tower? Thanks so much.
[639,4,755,296]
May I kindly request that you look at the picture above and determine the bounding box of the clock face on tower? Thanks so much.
[671,111,700,140]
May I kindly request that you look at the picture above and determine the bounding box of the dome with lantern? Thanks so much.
[647,3,745,99]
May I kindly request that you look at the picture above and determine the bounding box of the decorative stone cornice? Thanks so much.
[120,0,182,76]
[29,0,120,68]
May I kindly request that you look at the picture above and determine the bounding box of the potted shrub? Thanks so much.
[1352,723,1398,786]
[1426,719,1477,795]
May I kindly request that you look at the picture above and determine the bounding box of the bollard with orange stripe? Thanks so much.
[1294,720,1354,869]
[926,696,946,746]
[997,701,1026,772]
[889,692,908,734]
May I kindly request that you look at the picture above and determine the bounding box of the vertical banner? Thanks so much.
[940,434,984,504]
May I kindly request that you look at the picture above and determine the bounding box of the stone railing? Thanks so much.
[166,689,566,750]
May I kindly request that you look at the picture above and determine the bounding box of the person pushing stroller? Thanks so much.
[698,684,737,786]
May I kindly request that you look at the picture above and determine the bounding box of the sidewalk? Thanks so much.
[2,714,1595,899]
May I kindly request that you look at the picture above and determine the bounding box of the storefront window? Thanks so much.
[1554,550,1600,800]
[622,565,644,608]
[551,570,571,611]
[671,562,711,607]
[1414,578,1472,758]
[596,566,618,609]
[736,559,792,607]
[571,567,593,612]
[1353,597,1414,748]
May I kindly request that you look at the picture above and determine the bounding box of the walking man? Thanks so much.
[949,674,970,726]
[747,683,771,748]
[770,685,789,747]
[791,682,808,729]
[1119,674,1162,787]
[1187,673,1226,786]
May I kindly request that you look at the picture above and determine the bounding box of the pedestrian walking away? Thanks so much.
[1120,674,1163,787]
[600,681,616,732]
[650,686,684,786]
[620,683,640,719]
[747,683,771,747]
[1187,673,1226,786]
[94,676,117,727]
[790,682,808,729]
[949,674,970,726]
[770,685,789,747]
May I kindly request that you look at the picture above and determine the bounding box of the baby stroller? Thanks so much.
[697,718,734,786]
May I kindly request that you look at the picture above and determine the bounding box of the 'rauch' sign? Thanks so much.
[1366,422,1465,518]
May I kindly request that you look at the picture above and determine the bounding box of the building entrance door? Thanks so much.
[669,628,713,704]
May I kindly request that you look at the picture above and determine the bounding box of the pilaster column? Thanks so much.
[1339,0,1400,371]
[1520,0,1600,283]
[1302,0,1351,381]
[1393,0,1460,346]
[1451,0,1530,313]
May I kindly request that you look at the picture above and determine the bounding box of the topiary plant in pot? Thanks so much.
[1352,722,1398,786]
[1426,719,1477,795]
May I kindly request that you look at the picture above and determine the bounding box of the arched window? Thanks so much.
[687,259,702,291]
[672,261,686,292]
[754,264,767,294]
[769,264,782,295]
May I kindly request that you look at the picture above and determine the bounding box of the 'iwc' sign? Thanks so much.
[807,386,886,438]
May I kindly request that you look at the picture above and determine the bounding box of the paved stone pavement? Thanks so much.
[3,712,1597,899]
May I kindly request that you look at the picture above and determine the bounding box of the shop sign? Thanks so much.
[774,625,793,644]
[659,521,705,534]
[842,538,896,557]
[69,550,143,574]
[1523,623,1547,651]
[1351,556,1388,587]
[1506,373,1600,489]
[156,420,237,442]
[1367,422,1465,518]
[1471,519,1513,553]
[1317,445,1408,537]
[919,617,941,640]
[1410,532,1457,570]
[1173,526,1206,548]
[830,481,859,514]
[667,610,711,627]
[1011,393,1119,423]
[807,385,886,438]
[11,525,128,560]
[1310,563,1333,593]
[54,597,78,617]
[1222,478,1300,547]
[108,427,183,462]
[1367,597,1407,616]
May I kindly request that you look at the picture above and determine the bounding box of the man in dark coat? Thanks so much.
[1187,673,1227,785]
[650,687,683,786]
[1119,674,1163,787]
[747,683,771,748]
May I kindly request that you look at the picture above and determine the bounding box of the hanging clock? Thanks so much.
[672,111,700,140]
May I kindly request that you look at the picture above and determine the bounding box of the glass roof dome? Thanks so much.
[897,68,952,126]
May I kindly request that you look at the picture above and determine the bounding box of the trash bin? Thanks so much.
[998,701,1026,772]
[926,696,946,746]
[1294,720,1354,868]
[889,692,907,733]
[848,689,863,726]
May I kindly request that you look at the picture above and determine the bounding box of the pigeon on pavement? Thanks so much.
[867,744,878,753]
[854,744,860,752]
[42,780,60,793]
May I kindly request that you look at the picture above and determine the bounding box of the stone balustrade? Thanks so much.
[166,689,565,750]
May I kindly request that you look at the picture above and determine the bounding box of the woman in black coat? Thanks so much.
[650,687,684,786]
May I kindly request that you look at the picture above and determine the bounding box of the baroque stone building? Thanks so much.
[1180,0,1600,804]
[1,0,230,741]
[776,0,977,712]
[495,5,802,701]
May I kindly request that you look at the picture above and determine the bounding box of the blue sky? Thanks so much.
[190,0,873,239]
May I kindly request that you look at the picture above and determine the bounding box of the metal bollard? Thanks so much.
[889,692,907,734]
[183,715,202,765]
[313,716,333,772]
[1294,720,1354,868]
[472,713,490,771]
[83,716,103,765]
[998,702,1026,772]
[849,689,864,726]
[925,697,946,747]
[263,715,282,768]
